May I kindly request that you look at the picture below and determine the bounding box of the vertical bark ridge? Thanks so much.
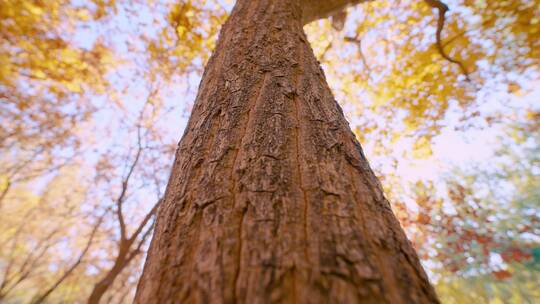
[232,205,247,302]
[229,72,270,302]
[291,51,311,266]
[135,0,439,303]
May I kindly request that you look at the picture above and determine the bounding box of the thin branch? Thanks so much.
[0,179,10,207]
[126,221,156,264]
[115,126,143,242]
[127,199,161,245]
[442,29,472,48]
[424,0,471,81]
[30,212,106,304]
[0,205,53,298]
[87,200,158,304]
[319,42,333,63]
[114,87,158,242]
[0,228,61,298]
[344,35,372,79]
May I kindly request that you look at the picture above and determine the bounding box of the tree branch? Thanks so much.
[30,212,106,304]
[115,125,144,242]
[344,35,372,78]
[126,220,156,264]
[302,0,372,25]
[424,0,471,81]
[127,199,161,245]
[0,227,61,297]
[0,179,10,207]
[115,87,157,242]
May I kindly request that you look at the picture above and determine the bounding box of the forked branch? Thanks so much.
[344,35,372,78]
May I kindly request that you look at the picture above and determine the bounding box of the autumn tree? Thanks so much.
[1,1,179,301]
[135,0,439,302]
[0,0,112,207]
[1,0,538,302]
[86,89,167,304]
[0,165,97,302]
[391,117,540,303]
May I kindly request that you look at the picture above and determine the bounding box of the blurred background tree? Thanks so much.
[0,0,538,302]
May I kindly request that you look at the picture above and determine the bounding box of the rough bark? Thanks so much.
[135,0,439,303]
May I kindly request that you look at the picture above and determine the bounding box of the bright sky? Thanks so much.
[66,0,539,224]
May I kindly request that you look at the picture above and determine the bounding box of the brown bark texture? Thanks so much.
[135,0,439,303]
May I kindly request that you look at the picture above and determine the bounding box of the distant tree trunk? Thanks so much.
[87,249,129,304]
[135,0,439,303]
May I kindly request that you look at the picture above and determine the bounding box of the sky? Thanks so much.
[66,0,540,206]
[3,2,538,300]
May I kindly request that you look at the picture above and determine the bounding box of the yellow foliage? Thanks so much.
[1,0,539,301]
[0,0,114,155]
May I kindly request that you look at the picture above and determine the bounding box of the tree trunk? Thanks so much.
[135,0,439,303]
